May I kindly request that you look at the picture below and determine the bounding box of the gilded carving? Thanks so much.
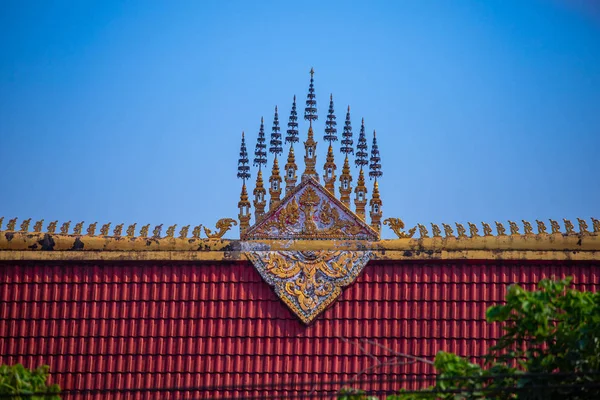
[113,224,123,237]
[442,223,454,238]
[592,218,600,233]
[536,220,547,235]
[179,225,190,239]
[482,222,493,237]
[60,221,71,235]
[417,224,429,238]
[73,221,84,235]
[153,224,163,238]
[192,225,202,239]
[495,222,506,236]
[126,223,137,237]
[246,250,372,324]
[7,218,17,231]
[100,223,111,236]
[47,221,57,234]
[564,219,575,235]
[384,218,416,239]
[468,222,479,238]
[140,224,150,238]
[431,223,442,238]
[550,219,561,234]
[508,221,519,236]
[522,220,533,235]
[456,223,467,238]
[166,224,177,238]
[577,218,589,235]
[33,220,44,233]
[204,218,237,239]
[20,218,31,232]
[87,222,97,237]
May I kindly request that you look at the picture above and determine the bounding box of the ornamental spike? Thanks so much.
[304,68,318,125]
[237,132,250,182]
[286,95,299,145]
[324,93,337,143]
[341,105,353,155]
[369,130,382,180]
[269,106,282,155]
[355,118,368,169]
[253,117,267,170]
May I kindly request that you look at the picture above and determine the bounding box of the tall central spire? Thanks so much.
[302,68,319,182]
[304,67,318,126]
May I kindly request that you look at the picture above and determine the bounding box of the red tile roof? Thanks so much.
[1,260,598,398]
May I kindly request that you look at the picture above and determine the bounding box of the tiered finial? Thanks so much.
[322,94,338,193]
[324,94,338,143]
[339,105,354,207]
[253,117,267,170]
[341,106,353,155]
[269,106,283,156]
[304,68,318,126]
[369,130,382,181]
[269,106,283,209]
[237,132,251,234]
[286,96,299,145]
[355,118,368,170]
[354,169,367,220]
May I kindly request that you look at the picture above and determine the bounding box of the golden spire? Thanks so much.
[302,125,319,182]
[238,183,251,234]
[354,168,367,220]
[323,144,337,194]
[339,156,353,207]
[269,157,282,209]
[369,180,382,233]
[284,145,297,195]
[253,169,267,220]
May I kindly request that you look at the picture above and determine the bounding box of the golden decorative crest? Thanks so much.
[468,222,479,237]
[431,223,442,238]
[87,222,97,237]
[126,223,137,237]
[384,218,416,239]
[113,223,123,237]
[179,225,190,239]
[20,218,31,232]
[204,218,237,239]
[73,221,84,235]
[536,220,547,235]
[100,223,111,236]
[442,223,454,238]
[60,221,71,235]
[522,220,533,235]
[246,250,372,324]
[245,178,378,240]
[140,224,150,238]
[7,218,17,231]
[192,225,202,239]
[482,222,493,237]
[495,222,506,236]
[33,220,44,233]
[456,223,467,238]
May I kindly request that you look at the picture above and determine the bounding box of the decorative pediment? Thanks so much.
[246,250,372,324]
[242,178,379,240]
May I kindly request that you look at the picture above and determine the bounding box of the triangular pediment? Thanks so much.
[243,178,379,240]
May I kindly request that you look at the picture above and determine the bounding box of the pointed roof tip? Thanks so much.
[261,116,264,123]
[361,117,365,124]
[293,94,296,101]
[330,93,333,101]
[347,105,350,112]
[275,105,278,112]
[242,131,245,138]
[373,130,376,137]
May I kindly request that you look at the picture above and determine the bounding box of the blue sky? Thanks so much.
[1,0,598,239]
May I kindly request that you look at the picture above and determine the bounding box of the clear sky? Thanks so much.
[1,0,598,239]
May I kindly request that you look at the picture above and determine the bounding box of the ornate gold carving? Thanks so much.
[522,220,533,235]
[577,218,589,235]
[384,218,416,238]
[87,222,97,237]
[508,221,519,236]
[564,219,575,234]
[192,225,202,239]
[7,218,17,231]
[592,218,600,233]
[33,220,44,233]
[19,218,31,232]
[113,223,123,237]
[246,250,372,324]
[456,223,467,238]
[495,222,506,236]
[550,219,561,234]
[536,220,547,235]
[179,225,190,239]
[126,223,137,238]
[431,223,442,238]
[468,222,479,238]
[140,224,150,238]
[166,224,177,238]
[442,223,454,238]
[153,224,163,238]
[418,224,429,238]
[482,222,493,237]
[73,221,84,235]
[47,221,57,234]
[60,221,71,235]
[204,218,237,239]
[100,223,111,236]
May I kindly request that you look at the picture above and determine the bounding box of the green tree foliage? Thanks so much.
[0,364,60,399]
[339,278,600,399]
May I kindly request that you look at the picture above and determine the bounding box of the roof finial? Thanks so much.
[237,131,250,182]
[324,94,337,143]
[341,105,353,155]
[304,68,318,126]
[355,118,368,170]
[369,130,382,181]
[286,95,299,146]
[269,106,282,156]
[253,117,267,171]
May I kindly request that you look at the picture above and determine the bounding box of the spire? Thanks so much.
[302,125,319,182]
[339,155,353,207]
[253,117,267,170]
[324,94,337,143]
[269,106,283,156]
[286,96,299,145]
[237,132,250,181]
[269,157,282,209]
[355,118,368,170]
[369,180,382,234]
[323,144,337,194]
[253,170,267,220]
[369,130,382,180]
[284,145,298,194]
[237,132,251,234]
[341,106,353,155]
[304,68,317,126]
[354,168,367,220]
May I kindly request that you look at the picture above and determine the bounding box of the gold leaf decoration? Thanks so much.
[73,221,84,235]
[522,220,533,235]
[166,225,177,238]
[179,225,190,239]
[563,219,575,234]
[468,222,479,238]
[7,218,17,231]
[495,222,506,236]
[482,222,493,237]
[592,218,600,233]
[19,218,31,232]
[47,221,58,234]
[113,224,123,237]
[192,225,202,239]
[60,221,71,235]
[417,224,429,238]
[431,223,442,238]
[550,219,561,234]
[33,219,44,233]
[383,218,416,239]
[577,218,589,235]
[508,221,519,236]
[536,220,547,235]
[126,223,137,237]
[140,224,150,238]
[153,224,163,238]
[455,223,467,238]
[100,223,111,236]
[87,222,97,237]
[204,218,237,239]
[442,223,454,238]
